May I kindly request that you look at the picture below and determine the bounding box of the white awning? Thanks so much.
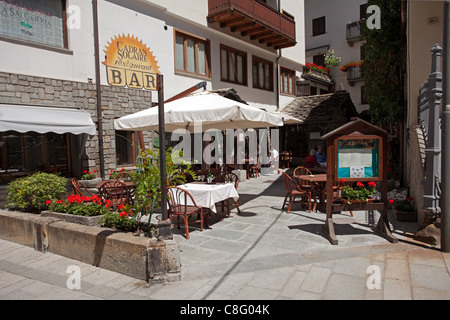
[0,105,96,135]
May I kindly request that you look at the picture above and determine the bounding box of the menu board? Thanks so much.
[337,138,379,179]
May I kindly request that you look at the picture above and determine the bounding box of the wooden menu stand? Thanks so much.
[321,118,398,245]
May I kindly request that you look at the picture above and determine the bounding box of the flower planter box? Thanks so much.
[40,210,104,227]
[393,208,417,222]
[79,177,102,188]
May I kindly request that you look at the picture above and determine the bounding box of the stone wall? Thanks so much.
[0,72,155,175]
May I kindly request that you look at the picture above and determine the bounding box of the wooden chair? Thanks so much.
[98,180,130,208]
[247,157,260,179]
[167,187,203,240]
[221,172,241,216]
[293,166,312,176]
[71,178,95,198]
[114,172,135,202]
[293,167,321,212]
[282,172,307,213]
[114,171,132,181]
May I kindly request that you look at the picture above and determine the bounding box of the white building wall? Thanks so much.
[0,0,305,110]
[304,0,368,113]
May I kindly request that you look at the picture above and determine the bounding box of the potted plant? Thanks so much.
[391,197,417,222]
[80,169,102,188]
[324,50,342,70]
[340,180,376,204]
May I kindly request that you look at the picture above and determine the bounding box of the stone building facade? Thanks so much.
[0,71,154,180]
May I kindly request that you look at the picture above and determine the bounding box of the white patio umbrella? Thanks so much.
[114,91,300,132]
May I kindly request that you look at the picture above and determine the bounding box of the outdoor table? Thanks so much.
[174,182,239,228]
[294,174,327,212]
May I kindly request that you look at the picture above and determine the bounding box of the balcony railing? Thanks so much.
[346,20,366,46]
[302,66,333,84]
[346,66,364,85]
[208,0,296,49]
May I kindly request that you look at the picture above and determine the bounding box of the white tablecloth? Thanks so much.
[174,182,239,213]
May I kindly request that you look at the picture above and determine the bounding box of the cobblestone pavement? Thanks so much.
[1,170,449,301]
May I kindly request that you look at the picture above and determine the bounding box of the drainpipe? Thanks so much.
[441,1,450,252]
[93,0,105,179]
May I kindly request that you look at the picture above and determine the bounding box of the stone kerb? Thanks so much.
[0,209,180,283]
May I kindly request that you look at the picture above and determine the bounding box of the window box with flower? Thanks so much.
[340,180,377,204]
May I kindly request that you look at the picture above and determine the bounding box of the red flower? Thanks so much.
[368,181,376,187]
[94,170,97,173]
[56,200,63,204]
[356,182,364,188]
[46,200,52,205]
[83,170,87,174]
[389,199,394,205]
[339,178,346,183]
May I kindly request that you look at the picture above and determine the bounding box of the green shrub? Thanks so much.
[7,172,67,213]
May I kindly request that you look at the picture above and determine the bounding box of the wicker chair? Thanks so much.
[98,180,130,209]
[71,178,95,198]
[167,187,203,240]
[221,172,241,216]
[282,172,307,213]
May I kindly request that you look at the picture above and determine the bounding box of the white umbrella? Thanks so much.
[114,91,297,132]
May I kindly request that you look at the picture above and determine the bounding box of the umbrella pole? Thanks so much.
[157,74,172,240]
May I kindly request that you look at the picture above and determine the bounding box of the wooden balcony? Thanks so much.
[208,0,296,50]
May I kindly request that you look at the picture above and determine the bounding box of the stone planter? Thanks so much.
[79,177,102,188]
[393,208,418,222]
[40,211,104,227]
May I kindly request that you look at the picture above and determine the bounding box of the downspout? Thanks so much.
[93,0,105,179]
[441,1,450,252]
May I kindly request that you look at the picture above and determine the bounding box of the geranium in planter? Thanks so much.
[45,194,111,217]
[391,197,417,222]
[340,60,364,72]
[340,180,376,204]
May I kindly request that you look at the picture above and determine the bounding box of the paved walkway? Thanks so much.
[1,171,450,300]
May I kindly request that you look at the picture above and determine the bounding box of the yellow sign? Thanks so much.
[103,34,160,90]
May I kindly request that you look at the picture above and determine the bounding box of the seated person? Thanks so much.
[315,145,327,166]
[303,150,320,168]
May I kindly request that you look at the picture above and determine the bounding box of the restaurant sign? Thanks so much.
[103,34,160,91]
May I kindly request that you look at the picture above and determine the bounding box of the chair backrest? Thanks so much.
[282,172,299,194]
[167,187,199,214]
[98,180,129,207]
[71,178,94,197]
[114,171,131,182]
[293,166,312,176]
[223,172,239,189]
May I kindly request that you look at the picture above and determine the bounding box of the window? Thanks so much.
[312,16,326,36]
[0,0,67,48]
[252,56,273,91]
[0,131,69,183]
[313,54,325,67]
[280,67,295,95]
[175,31,210,77]
[220,45,247,85]
[361,85,368,105]
[115,131,138,166]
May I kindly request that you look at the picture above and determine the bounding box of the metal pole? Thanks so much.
[157,74,172,240]
[441,1,450,252]
[93,0,105,179]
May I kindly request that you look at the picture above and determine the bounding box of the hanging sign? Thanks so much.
[103,34,160,90]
